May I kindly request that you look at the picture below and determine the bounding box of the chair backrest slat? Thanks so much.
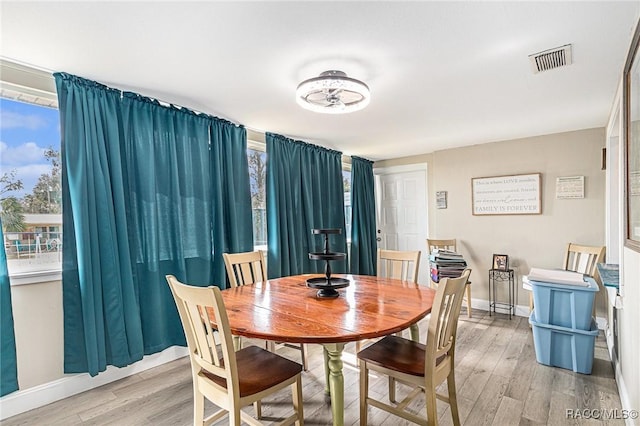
[166,276,239,396]
[427,238,457,254]
[563,243,605,282]
[223,251,267,287]
[426,269,471,368]
[377,249,421,282]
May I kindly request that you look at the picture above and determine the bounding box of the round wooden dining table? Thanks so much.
[213,273,436,426]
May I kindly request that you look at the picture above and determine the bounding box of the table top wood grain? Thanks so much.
[212,274,436,344]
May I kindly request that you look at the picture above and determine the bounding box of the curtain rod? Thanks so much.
[1,57,353,161]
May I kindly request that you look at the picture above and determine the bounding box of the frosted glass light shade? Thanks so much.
[296,70,370,114]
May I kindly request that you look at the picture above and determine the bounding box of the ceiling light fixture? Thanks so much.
[296,70,370,114]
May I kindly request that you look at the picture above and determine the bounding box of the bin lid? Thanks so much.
[527,275,599,292]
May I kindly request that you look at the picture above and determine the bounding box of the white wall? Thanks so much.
[377,127,606,312]
[11,280,63,389]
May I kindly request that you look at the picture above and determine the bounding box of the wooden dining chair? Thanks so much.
[356,249,422,355]
[166,275,304,426]
[223,251,308,371]
[358,269,471,426]
[376,248,421,282]
[528,242,606,312]
[427,238,473,319]
[563,243,606,278]
[223,251,268,288]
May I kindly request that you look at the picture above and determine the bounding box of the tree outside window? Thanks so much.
[1,97,62,273]
[247,148,267,247]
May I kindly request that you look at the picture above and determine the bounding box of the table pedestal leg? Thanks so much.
[409,323,420,342]
[322,343,345,426]
[232,335,241,351]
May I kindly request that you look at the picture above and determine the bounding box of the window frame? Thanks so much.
[1,59,62,284]
[247,139,268,251]
[624,19,640,252]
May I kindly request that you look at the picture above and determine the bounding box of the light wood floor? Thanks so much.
[4,308,623,425]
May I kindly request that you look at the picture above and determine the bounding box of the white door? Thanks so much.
[375,166,429,285]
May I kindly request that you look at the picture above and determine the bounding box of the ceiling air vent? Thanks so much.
[529,44,572,74]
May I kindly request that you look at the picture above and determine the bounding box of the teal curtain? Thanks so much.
[209,119,254,284]
[349,156,377,275]
[266,133,347,278]
[56,73,252,376]
[56,73,144,375]
[0,224,18,396]
[122,93,217,353]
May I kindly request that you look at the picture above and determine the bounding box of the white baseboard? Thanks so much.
[469,297,529,318]
[0,346,188,421]
[613,359,635,426]
[469,298,608,330]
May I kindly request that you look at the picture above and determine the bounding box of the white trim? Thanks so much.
[247,137,265,151]
[468,297,609,330]
[613,358,635,426]
[373,162,428,175]
[468,297,530,319]
[0,346,188,421]
[9,270,62,286]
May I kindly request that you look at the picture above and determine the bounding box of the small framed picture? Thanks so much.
[436,191,447,209]
[492,254,509,270]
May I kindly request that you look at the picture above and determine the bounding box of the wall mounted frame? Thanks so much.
[472,173,541,215]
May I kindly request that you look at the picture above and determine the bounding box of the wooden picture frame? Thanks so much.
[624,19,640,252]
[472,173,541,215]
[492,254,509,271]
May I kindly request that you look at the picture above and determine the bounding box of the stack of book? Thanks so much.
[429,249,467,283]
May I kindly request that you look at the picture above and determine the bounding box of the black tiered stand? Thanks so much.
[306,228,350,298]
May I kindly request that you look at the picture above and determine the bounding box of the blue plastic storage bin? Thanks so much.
[529,312,598,374]
[530,276,598,330]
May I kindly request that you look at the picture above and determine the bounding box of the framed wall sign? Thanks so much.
[472,173,541,215]
[625,19,640,252]
[556,176,584,199]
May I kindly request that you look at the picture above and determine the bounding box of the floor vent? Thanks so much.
[529,44,572,74]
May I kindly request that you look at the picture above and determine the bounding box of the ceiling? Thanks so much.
[1,1,639,161]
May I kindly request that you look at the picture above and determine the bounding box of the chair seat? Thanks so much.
[357,335,445,377]
[202,345,303,397]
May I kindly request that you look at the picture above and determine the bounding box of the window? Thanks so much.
[247,144,267,249]
[1,96,62,275]
[343,167,352,240]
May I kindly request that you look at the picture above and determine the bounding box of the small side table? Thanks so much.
[489,268,515,319]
